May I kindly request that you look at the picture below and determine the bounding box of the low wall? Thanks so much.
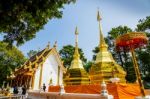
[146,90,150,94]
[28,91,102,99]
[28,90,150,99]
[48,84,150,99]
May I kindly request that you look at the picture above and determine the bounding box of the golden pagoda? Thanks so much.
[89,11,126,84]
[64,27,90,85]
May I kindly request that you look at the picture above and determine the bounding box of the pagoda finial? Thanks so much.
[97,10,107,50]
[74,26,80,59]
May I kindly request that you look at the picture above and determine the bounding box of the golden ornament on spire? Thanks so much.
[75,27,79,48]
[75,26,79,35]
[97,10,101,21]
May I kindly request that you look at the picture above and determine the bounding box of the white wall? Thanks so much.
[41,53,63,90]
[33,52,63,91]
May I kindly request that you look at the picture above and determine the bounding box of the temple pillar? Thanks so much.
[29,76,32,88]
[39,64,43,89]
[29,76,32,89]
[16,76,19,86]
[57,66,60,85]
[10,79,12,87]
[26,76,29,88]
[20,76,23,86]
[31,72,35,89]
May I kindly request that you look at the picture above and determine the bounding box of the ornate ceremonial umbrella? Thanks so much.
[115,32,148,97]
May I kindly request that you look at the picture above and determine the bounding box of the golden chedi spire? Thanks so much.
[70,27,84,69]
[74,27,80,58]
[95,10,112,64]
[64,27,90,85]
[89,11,126,84]
[97,10,108,51]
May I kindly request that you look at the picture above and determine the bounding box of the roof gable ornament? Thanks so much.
[47,41,50,49]
[53,41,57,48]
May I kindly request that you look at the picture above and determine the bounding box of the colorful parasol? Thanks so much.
[116,32,148,51]
[115,32,148,97]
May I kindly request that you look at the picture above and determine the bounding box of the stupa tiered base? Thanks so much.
[48,83,150,99]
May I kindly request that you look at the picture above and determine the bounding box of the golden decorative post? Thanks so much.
[31,72,35,89]
[57,66,60,85]
[130,47,145,96]
[116,32,148,97]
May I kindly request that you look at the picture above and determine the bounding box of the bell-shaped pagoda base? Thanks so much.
[90,62,126,84]
[64,68,90,85]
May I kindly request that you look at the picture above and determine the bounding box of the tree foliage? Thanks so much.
[108,26,132,38]
[136,17,150,88]
[27,50,39,58]
[0,41,26,86]
[92,46,99,61]
[0,0,75,46]
[59,45,87,68]
[136,16,150,32]
[84,61,93,72]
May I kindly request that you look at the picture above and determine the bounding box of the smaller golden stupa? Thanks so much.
[64,27,90,85]
[89,11,126,84]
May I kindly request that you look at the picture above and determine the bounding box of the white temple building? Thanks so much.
[13,43,66,91]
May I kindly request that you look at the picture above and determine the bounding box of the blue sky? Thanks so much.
[18,0,150,60]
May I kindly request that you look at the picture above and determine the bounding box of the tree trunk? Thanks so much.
[118,52,124,67]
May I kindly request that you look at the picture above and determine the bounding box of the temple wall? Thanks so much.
[41,54,63,90]
[32,52,63,91]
